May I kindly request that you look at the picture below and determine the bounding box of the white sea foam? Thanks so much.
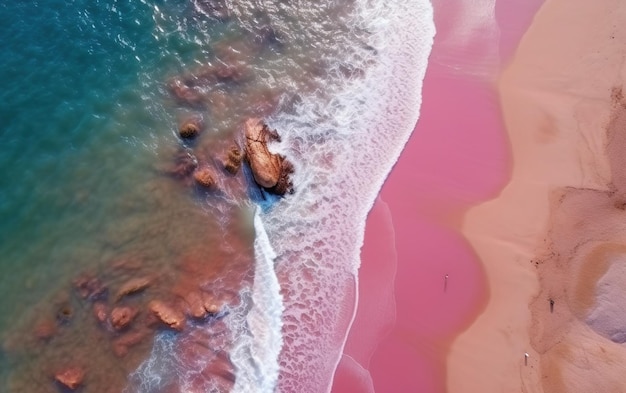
[125,332,172,392]
[253,0,436,391]
[228,210,284,392]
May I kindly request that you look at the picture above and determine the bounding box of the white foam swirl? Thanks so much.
[229,209,284,392]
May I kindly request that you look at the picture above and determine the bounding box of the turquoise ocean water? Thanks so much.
[0,0,369,391]
[0,0,434,391]
[0,0,233,390]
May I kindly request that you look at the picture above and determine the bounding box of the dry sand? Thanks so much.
[447,0,626,392]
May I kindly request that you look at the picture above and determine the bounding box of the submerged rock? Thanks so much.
[244,118,294,195]
[110,256,143,272]
[223,145,244,174]
[93,302,108,324]
[183,291,222,319]
[110,306,138,331]
[178,118,203,139]
[115,277,152,302]
[148,300,186,331]
[54,367,84,390]
[201,292,222,315]
[184,291,207,319]
[193,166,217,189]
[193,62,250,85]
[168,79,204,106]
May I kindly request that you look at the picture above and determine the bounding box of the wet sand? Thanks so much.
[448,0,626,392]
[333,0,544,391]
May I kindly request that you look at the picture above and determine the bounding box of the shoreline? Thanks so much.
[335,0,543,391]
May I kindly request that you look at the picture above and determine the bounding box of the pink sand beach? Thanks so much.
[333,0,544,391]
[450,0,626,391]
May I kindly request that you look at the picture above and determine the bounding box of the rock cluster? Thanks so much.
[8,25,298,392]
[162,115,294,198]
[17,262,230,392]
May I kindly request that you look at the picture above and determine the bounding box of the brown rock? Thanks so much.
[243,118,295,195]
[223,146,244,174]
[178,118,203,139]
[110,306,138,331]
[182,291,222,319]
[93,302,108,323]
[193,166,217,188]
[54,367,84,390]
[269,156,295,195]
[244,118,283,188]
[115,277,152,302]
[149,300,186,331]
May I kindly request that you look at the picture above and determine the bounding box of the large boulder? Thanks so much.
[243,118,284,189]
[269,157,294,195]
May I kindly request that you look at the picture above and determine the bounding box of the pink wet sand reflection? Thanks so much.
[332,0,544,392]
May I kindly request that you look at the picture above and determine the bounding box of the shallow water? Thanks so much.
[0,1,247,390]
[0,0,434,392]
